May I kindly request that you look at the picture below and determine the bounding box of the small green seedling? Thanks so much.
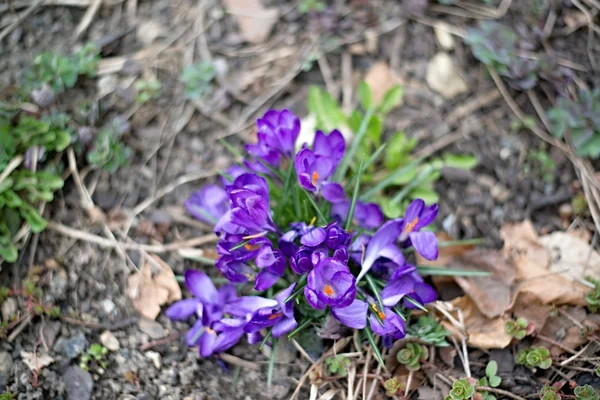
[478,361,501,400]
[384,377,405,397]
[181,61,216,100]
[298,0,325,13]
[324,355,350,377]
[135,78,161,105]
[80,343,108,371]
[87,123,132,173]
[397,342,429,371]
[585,278,600,313]
[540,384,562,400]
[516,347,552,369]
[574,384,599,400]
[445,378,476,400]
[504,317,530,340]
[407,315,450,346]
[0,392,16,400]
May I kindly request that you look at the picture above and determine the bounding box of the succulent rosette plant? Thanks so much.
[168,108,446,368]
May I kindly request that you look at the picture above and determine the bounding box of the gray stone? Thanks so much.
[41,320,62,348]
[139,318,165,339]
[0,350,12,391]
[1,298,17,321]
[100,299,116,315]
[49,269,68,300]
[63,366,93,400]
[54,331,87,359]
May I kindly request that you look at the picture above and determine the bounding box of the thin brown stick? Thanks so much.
[478,386,527,400]
[0,0,41,42]
[139,330,182,351]
[0,155,23,187]
[220,353,261,371]
[74,0,102,38]
[7,314,33,342]
[536,334,579,355]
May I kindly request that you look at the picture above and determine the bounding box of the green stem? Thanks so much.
[365,274,384,312]
[267,338,278,388]
[260,328,273,350]
[416,267,490,277]
[344,158,364,231]
[287,318,314,340]
[285,275,308,303]
[181,255,216,266]
[336,107,375,181]
[302,189,327,224]
[365,327,385,368]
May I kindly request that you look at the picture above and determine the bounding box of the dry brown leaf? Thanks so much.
[449,249,516,319]
[21,351,54,372]
[501,221,592,306]
[222,0,278,44]
[539,231,600,283]
[364,62,402,106]
[533,307,588,356]
[126,258,181,320]
[441,296,512,349]
[511,292,548,332]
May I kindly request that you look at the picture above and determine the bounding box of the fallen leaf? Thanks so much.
[533,307,588,356]
[501,221,592,306]
[449,249,516,319]
[438,346,457,368]
[539,231,600,283]
[511,292,548,333]
[441,296,512,349]
[426,52,468,99]
[21,351,54,372]
[222,0,279,44]
[127,257,181,320]
[364,62,402,106]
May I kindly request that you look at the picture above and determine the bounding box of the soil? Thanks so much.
[0,0,597,399]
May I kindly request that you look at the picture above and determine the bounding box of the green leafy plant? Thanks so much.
[516,347,552,369]
[548,89,600,159]
[540,384,562,400]
[384,377,405,397]
[504,317,529,340]
[446,378,476,400]
[324,355,350,377]
[307,83,477,217]
[406,315,450,346]
[80,343,108,371]
[135,78,161,105]
[478,361,501,400]
[524,149,555,184]
[0,392,16,400]
[298,0,325,13]
[87,123,132,173]
[181,61,216,99]
[397,342,429,371]
[24,43,100,93]
[585,278,600,313]
[574,385,599,400]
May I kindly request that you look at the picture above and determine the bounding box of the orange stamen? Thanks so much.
[268,312,283,320]
[206,327,216,334]
[371,304,386,320]
[403,217,419,234]
[244,243,261,251]
[311,171,319,186]
[323,284,334,296]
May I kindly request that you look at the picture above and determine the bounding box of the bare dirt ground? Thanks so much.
[1,0,598,399]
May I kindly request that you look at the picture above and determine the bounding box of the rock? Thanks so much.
[100,299,117,315]
[434,26,455,50]
[41,320,62,348]
[559,203,573,218]
[30,83,55,107]
[139,318,165,339]
[97,74,118,98]
[426,52,468,99]
[49,268,68,300]
[100,330,120,351]
[491,183,511,203]
[136,20,167,45]
[0,351,12,390]
[63,366,93,400]
[1,298,17,321]
[136,393,154,400]
[54,331,87,359]
[145,351,161,369]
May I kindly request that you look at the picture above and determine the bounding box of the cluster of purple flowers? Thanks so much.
[169,109,439,358]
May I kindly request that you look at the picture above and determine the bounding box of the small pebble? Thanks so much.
[145,351,161,369]
[100,330,120,351]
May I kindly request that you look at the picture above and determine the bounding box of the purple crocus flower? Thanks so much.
[165,270,237,357]
[294,148,334,192]
[185,184,230,225]
[313,129,345,168]
[400,199,439,261]
[332,200,384,230]
[356,219,407,282]
[290,247,313,274]
[254,250,287,291]
[255,109,301,157]
[216,255,255,283]
[304,258,356,310]
[220,164,247,185]
[245,283,298,338]
[381,269,437,309]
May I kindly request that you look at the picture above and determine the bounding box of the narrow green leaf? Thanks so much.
[390,165,435,206]
[302,189,327,225]
[416,267,490,277]
[443,153,478,170]
[358,81,374,111]
[267,338,278,388]
[344,158,364,231]
[365,327,386,368]
[365,274,384,312]
[181,255,216,266]
[260,328,273,350]
[361,156,424,201]
[287,318,314,340]
[438,238,484,248]
[377,85,404,115]
[404,296,427,312]
[285,275,308,302]
[335,107,375,181]
[219,138,243,159]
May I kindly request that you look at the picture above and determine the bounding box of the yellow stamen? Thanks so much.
[309,216,317,226]
[371,304,386,320]
[268,312,283,320]
[323,284,334,297]
[403,217,419,234]
[311,171,319,186]
[206,327,217,335]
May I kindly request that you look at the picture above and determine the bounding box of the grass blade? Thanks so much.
[365,274,384,312]
[302,189,327,224]
[287,318,314,340]
[404,296,428,312]
[417,266,491,277]
[259,328,273,350]
[438,238,484,248]
[180,255,216,266]
[267,338,278,388]
[390,164,434,205]
[335,107,375,181]
[344,158,364,231]
[365,327,385,368]
[360,156,425,201]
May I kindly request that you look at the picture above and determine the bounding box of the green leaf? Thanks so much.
[409,186,439,204]
[358,81,374,111]
[21,206,47,233]
[366,116,383,147]
[486,360,498,378]
[345,159,364,230]
[378,196,403,219]
[488,376,501,388]
[307,86,348,133]
[384,132,417,170]
[443,153,478,170]
[547,108,568,138]
[377,85,404,115]
[0,242,18,262]
[0,177,14,194]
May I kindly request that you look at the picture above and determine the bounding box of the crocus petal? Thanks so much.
[360,203,384,229]
[186,320,205,346]
[254,269,280,291]
[212,327,245,354]
[331,299,368,329]
[301,227,326,246]
[381,275,414,307]
[198,330,218,357]
[413,282,437,304]
[255,246,276,268]
[298,173,316,191]
[247,331,263,345]
[304,287,326,310]
[165,298,200,320]
[378,243,406,267]
[414,204,438,230]
[321,182,346,203]
[272,316,298,338]
[409,231,438,260]
[294,148,316,175]
[275,282,297,311]
[224,296,278,317]
[218,285,238,305]
[404,199,425,224]
[185,270,218,305]
[358,219,404,281]
[311,156,334,183]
